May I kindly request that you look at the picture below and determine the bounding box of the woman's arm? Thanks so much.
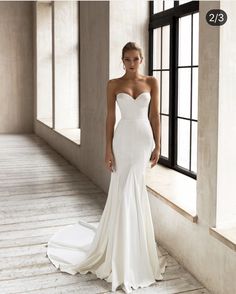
[105,80,116,172]
[149,76,161,150]
[105,80,116,152]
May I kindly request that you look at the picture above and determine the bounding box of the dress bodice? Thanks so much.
[116,92,151,120]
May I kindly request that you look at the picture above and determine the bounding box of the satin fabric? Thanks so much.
[46,92,167,293]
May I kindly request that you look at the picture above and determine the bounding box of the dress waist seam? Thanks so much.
[120,118,149,121]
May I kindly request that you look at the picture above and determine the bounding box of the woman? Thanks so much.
[46,42,167,293]
[105,42,161,172]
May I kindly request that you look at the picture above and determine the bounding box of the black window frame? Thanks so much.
[149,1,199,180]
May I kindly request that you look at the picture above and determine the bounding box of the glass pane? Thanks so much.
[162,25,170,69]
[192,67,198,120]
[178,14,192,66]
[153,28,161,69]
[162,71,169,114]
[177,118,190,169]
[164,0,174,10]
[193,12,199,65]
[161,115,169,158]
[36,2,53,127]
[178,68,191,118]
[153,0,163,14]
[153,71,161,112]
[54,1,79,129]
[179,0,192,5]
[191,121,197,173]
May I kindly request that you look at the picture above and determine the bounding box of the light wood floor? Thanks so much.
[0,134,210,294]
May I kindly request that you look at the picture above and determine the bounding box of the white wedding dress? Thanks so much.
[46,92,167,293]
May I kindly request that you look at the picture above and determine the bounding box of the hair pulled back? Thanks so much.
[121,42,143,60]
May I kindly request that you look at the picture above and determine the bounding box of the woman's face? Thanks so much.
[123,50,142,72]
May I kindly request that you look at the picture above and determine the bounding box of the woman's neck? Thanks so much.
[122,71,143,81]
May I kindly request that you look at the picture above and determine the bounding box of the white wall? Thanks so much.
[109,0,149,78]
[216,0,236,227]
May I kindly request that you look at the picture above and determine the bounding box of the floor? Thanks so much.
[0,134,211,294]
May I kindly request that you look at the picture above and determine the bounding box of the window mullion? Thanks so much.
[170,17,178,167]
[189,13,193,171]
[52,1,55,129]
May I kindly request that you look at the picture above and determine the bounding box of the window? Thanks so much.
[36,1,53,127]
[53,1,79,130]
[36,1,80,141]
[149,0,199,179]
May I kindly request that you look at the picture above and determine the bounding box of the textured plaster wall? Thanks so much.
[0,1,34,133]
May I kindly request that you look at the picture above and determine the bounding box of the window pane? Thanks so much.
[36,2,53,127]
[153,71,161,112]
[153,0,163,14]
[178,14,192,66]
[161,115,169,158]
[192,67,198,120]
[177,118,190,169]
[193,12,199,65]
[178,68,191,118]
[191,121,197,173]
[54,1,79,129]
[153,28,161,69]
[179,0,193,5]
[162,71,169,114]
[162,25,170,69]
[164,0,174,10]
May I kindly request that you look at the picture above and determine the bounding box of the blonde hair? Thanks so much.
[121,42,143,60]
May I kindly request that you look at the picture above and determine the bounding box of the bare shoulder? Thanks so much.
[107,79,117,92]
[106,79,120,101]
[107,78,123,95]
[146,75,158,84]
[146,76,158,92]
[107,78,116,86]
[107,78,120,89]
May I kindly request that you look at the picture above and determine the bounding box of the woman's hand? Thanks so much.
[150,147,160,168]
[105,149,116,172]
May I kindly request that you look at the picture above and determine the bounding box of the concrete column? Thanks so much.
[197,0,236,228]
[216,0,236,227]
[197,1,220,227]
[0,2,33,133]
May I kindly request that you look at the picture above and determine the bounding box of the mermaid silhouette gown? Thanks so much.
[46,91,167,293]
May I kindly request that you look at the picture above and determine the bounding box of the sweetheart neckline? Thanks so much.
[116,91,151,101]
